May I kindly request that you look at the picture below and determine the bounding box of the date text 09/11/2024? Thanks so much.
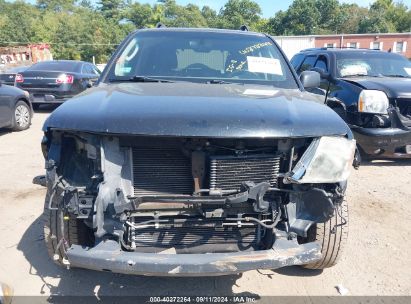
[148,296,257,303]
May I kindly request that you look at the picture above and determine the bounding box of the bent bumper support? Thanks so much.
[66,239,322,276]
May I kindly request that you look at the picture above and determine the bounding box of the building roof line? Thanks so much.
[273,32,411,39]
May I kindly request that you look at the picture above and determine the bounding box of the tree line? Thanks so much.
[0,0,410,63]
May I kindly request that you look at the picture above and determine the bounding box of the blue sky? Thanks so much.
[12,0,377,18]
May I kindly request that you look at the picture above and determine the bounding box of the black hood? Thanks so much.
[44,82,350,138]
[344,77,411,99]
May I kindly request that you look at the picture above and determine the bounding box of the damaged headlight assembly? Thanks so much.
[358,90,389,114]
[286,136,356,184]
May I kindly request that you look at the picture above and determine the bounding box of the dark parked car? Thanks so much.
[0,81,32,131]
[16,60,100,109]
[291,48,411,158]
[0,66,29,86]
[39,28,356,276]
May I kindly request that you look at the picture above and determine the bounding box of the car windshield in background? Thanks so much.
[28,61,80,72]
[336,52,411,78]
[108,30,297,89]
[4,66,29,73]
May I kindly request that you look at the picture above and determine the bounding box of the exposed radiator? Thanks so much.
[132,148,193,196]
[209,154,281,190]
[132,147,281,196]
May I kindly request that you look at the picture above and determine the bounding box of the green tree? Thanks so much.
[1,0,410,65]
[336,4,369,34]
[160,0,208,27]
[0,1,38,45]
[97,0,124,20]
[266,11,287,35]
[358,0,396,33]
[314,0,341,34]
[201,6,218,28]
[384,1,411,32]
[267,0,320,35]
[36,0,75,11]
[126,2,153,28]
[219,0,262,29]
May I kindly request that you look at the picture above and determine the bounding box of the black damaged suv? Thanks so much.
[291,48,411,158]
[39,28,356,276]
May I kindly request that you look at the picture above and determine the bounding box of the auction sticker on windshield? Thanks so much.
[404,67,411,76]
[340,64,368,77]
[247,56,283,75]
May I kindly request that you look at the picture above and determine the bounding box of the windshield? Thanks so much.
[107,30,298,89]
[336,52,411,78]
[4,66,29,73]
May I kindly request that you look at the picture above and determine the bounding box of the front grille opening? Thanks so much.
[209,155,281,191]
[132,147,281,197]
[132,148,193,196]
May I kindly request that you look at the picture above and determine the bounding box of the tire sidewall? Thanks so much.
[12,100,31,131]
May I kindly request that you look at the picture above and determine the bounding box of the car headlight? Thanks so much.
[286,136,356,184]
[358,90,389,114]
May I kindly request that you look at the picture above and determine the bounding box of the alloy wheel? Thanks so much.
[15,105,30,128]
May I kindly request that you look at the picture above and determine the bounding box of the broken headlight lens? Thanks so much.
[358,90,389,114]
[287,136,356,184]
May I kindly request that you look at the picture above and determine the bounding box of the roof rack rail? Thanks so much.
[324,46,382,50]
[156,22,166,28]
[239,25,249,31]
[300,47,327,52]
[300,46,383,52]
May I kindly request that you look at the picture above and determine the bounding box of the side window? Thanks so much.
[92,66,101,75]
[82,64,92,74]
[290,54,305,71]
[314,56,328,72]
[298,55,317,74]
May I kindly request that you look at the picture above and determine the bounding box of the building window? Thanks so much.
[348,42,359,49]
[395,41,405,53]
[372,41,381,50]
[325,43,336,48]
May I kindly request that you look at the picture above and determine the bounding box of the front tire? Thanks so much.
[43,191,94,266]
[12,100,31,131]
[302,199,349,269]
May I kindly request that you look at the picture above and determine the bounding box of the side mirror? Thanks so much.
[310,67,330,80]
[300,71,320,89]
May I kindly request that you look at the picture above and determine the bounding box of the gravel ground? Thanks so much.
[0,108,410,298]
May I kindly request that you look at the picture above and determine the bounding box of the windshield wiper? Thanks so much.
[109,76,174,83]
[382,74,410,78]
[206,79,238,84]
[343,74,380,78]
